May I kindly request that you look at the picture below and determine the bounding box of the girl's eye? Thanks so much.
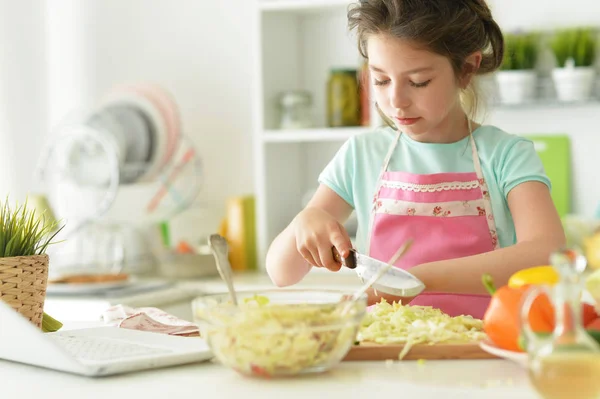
[373,79,390,86]
[410,80,432,88]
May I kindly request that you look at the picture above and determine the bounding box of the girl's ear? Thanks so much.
[460,51,482,88]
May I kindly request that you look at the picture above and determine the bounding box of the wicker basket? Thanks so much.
[0,254,49,328]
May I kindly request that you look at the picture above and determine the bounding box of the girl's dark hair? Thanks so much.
[348,0,504,119]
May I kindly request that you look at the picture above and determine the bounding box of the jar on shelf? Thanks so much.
[327,69,360,127]
[278,90,313,130]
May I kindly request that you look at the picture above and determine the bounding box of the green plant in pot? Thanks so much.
[550,27,598,102]
[496,32,540,104]
[0,196,64,332]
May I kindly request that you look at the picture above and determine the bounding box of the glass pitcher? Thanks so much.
[520,248,600,399]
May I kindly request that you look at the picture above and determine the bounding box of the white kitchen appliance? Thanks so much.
[36,83,203,279]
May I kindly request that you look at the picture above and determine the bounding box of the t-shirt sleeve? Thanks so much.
[317,138,356,209]
[497,138,552,197]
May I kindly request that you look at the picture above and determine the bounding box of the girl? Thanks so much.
[265,0,566,318]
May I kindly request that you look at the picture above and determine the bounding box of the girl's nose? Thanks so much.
[389,84,411,109]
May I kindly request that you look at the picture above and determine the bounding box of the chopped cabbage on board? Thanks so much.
[358,300,486,359]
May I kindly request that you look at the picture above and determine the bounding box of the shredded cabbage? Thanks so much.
[357,300,486,359]
[196,296,361,377]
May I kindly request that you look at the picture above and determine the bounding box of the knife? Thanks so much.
[332,246,425,297]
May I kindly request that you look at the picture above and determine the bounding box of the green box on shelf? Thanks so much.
[523,134,571,218]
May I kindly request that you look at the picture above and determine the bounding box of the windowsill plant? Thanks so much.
[550,27,598,102]
[0,197,64,332]
[495,32,539,105]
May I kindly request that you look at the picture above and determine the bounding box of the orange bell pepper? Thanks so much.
[482,274,554,352]
[481,274,599,352]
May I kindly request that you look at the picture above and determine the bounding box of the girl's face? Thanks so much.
[367,34,475,143]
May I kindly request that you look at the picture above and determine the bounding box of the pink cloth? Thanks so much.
[102,304,199,337]
[367,131,499,319]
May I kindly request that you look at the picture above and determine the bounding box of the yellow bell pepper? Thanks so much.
[508,266,559,288]
[584,232,600,270]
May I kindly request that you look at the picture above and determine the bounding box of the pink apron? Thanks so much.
[366,127,500,319]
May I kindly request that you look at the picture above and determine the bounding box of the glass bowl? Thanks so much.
[192,289,367,378]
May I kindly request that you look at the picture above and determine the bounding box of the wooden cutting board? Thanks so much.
[343,341,498,361]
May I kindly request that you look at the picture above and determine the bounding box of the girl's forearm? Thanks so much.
[265,224,311,287]
[410,237,566,295]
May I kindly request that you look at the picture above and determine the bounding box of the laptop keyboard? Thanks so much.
[50,334,173,362]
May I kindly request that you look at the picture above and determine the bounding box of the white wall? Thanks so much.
[489,0,600,31]
[80,0,256,241]
[0,1,47,201]
[0,0,256,244]
[2,0,600,243]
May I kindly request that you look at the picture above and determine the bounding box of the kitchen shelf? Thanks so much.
[259,0,352,12]
[263,127,370,143]
[493,98,600,110]
[251,0,600,270]
[487,75,600,109]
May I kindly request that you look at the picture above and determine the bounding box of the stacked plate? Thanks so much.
[87,83,182,184]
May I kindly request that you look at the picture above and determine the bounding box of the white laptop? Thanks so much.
[0,300,213,377]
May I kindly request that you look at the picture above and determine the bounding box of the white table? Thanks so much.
[0,354,539,399]
[2,270,541,399]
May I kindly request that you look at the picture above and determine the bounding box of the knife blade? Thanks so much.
[332,246,425,297]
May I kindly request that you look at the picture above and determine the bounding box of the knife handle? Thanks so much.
[331,246,357,269]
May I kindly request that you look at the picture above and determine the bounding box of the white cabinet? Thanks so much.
[253,0,368,267]
[252,0,600,269]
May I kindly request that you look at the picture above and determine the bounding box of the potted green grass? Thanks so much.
[551,27,598,102]
[0,197,63,332]
[496,32,540,104]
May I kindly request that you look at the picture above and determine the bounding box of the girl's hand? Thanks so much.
[293,207,353,271]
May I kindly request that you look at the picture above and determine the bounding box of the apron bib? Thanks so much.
[366,124,499,319]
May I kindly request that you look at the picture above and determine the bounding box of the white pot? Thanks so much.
[495,70,537,105]
[552,66,596,102]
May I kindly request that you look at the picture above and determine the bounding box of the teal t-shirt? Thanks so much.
[318,125,551,253]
